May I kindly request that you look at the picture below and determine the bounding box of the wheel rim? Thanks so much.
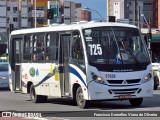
[77,90,84,106]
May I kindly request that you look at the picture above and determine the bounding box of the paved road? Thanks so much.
[0,87,160,120]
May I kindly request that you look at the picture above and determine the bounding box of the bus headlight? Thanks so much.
[91,72,104,84]
[143,72,152,83]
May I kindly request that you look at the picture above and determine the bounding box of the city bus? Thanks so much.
[9,21,153,108]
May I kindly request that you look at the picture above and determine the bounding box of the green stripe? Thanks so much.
[152,36,160,41]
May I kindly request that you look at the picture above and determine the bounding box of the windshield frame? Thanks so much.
[82,26,151,71]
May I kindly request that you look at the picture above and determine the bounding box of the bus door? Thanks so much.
[12,38,22,92]
[59,34,71,96]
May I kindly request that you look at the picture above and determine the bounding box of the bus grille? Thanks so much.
[109,88,139,95]
[107,79,141,85]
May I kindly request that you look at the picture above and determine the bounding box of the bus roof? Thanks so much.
[11,21,137,35]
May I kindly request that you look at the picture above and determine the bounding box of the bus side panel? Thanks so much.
[48,64,61,97]
[69,64,89,100]
[21,63,61,97]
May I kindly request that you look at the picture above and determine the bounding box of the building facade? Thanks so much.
[32,0,47,27]
[152,0,159,28]
[107,0,153,28]
[0,0,92,56]
[61,1,91,24]
[0,0,32,33]
[107,0,112,18]
[0,0,32,56]
[80,9,91,22]
[0,0,92,32]
[63,1,75,24]
[20,1,32,29]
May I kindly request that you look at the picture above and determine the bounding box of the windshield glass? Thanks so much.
[83,27,150,65]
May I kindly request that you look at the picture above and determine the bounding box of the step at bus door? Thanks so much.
[59,34,71,96]
[12,39,22,92]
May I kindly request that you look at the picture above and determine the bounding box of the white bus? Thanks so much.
[9,21,153,108]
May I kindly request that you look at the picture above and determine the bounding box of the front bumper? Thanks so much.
[87,80,153,100]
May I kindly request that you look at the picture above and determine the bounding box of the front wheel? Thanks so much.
[154,76,159,90]
[30,84,48,103]
[129,98,143,107]
[76,87,89,109]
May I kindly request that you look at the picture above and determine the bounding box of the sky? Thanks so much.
[71,0,107,21]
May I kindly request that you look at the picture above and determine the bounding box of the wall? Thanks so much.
[0,1,7,32]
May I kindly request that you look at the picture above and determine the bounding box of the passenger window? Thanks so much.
[45,33,58,61]
[32,34,45,61]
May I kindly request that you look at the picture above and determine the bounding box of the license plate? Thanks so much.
[119,95,131,99]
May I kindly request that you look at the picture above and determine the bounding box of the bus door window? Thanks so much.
[15,41,20,62]
[23,35,31,61]
[71,30,85,69]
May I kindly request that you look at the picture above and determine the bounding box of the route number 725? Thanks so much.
[88,44,102,55]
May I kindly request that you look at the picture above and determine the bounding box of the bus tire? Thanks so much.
[76,87,89,109]
[154,75,159,90]
[154,84,158,90]
[30,84,48,103]
[129,98,143,107]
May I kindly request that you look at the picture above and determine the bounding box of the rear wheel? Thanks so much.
[76,87,89,109]
[129,98,143,107]
[30,84,48,103]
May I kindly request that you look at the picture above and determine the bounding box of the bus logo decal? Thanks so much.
[122,80,128,84]
[36,69,39,76]
[29,67,35,77]
[105,74,116,78]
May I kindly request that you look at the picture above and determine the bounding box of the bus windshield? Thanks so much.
[83,27,150,65]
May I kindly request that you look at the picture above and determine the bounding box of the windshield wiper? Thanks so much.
[126,49,139,64]
[119,40,139,64]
